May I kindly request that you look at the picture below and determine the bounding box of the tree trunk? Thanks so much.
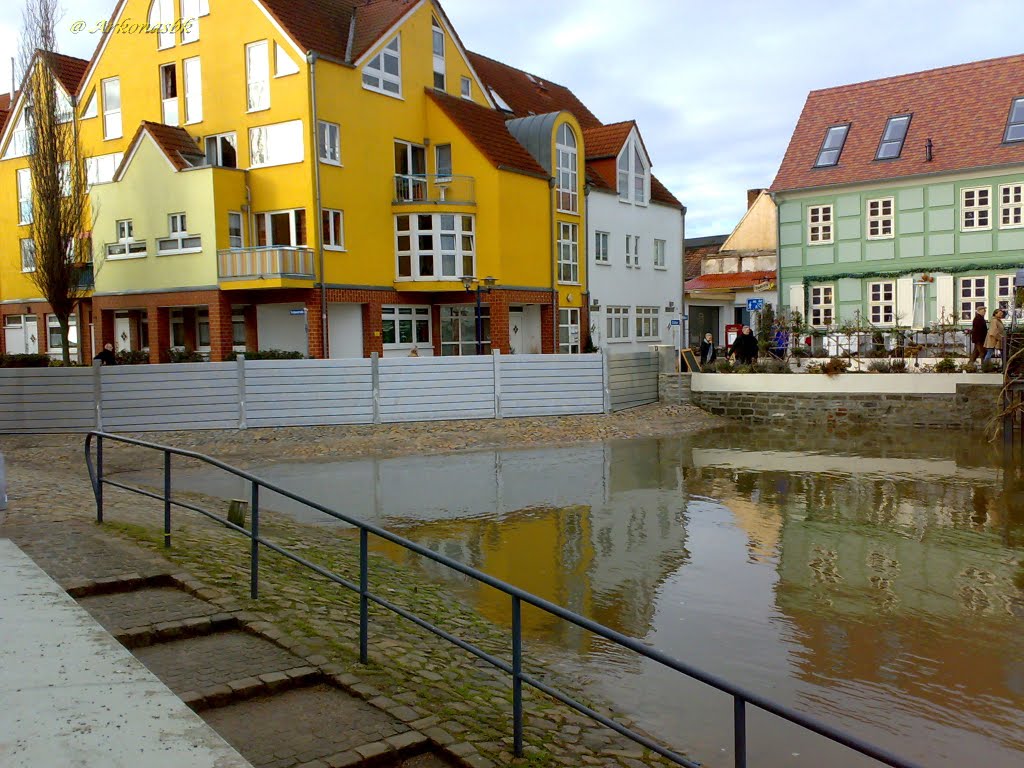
[57,312,71,365]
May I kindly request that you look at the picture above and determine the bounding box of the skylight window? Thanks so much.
[1005,97,1024,143]
[876,114,911,160]
[814,124,849,167]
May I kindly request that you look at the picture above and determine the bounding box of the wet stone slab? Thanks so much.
[78,586,221,630]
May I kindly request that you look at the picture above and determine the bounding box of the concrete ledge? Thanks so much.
[692,372,1002,394]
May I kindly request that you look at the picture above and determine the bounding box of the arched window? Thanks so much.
[617,137,649,204]
[149,0,174,50]
[556,123,578,213]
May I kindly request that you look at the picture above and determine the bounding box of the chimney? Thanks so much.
[746,188,764,209]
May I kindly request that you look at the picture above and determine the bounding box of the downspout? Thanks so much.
[680,205,687,351]
[549,175,557,352]
[769,190,783,318]
[308,51,328,358]
[583,182,591,348]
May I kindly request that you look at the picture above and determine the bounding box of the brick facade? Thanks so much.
[0,299,92,361]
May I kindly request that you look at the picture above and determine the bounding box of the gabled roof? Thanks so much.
[43,51,90,97]
[772,53,1024,193]
[114,122,205,179]
[582,122,634,160]
[427,89,546,178]
[466,51,602,129]
[685,270,776,292]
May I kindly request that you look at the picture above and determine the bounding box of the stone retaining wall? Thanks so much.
[659,373,692,404]
[685,377,1001,430]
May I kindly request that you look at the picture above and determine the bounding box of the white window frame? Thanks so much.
[17,168,32,225]
[85,152,124,186]
[274,42,299,77]
[635,306,660,341]
[204,132,237,167]
[20,238,36,273]
[47,313,78,353]
[382,305,431,351]
[996,274,1015,313]
[362,35,402,98]
[559,308,580,353]
[159,62,179,126]
[866,197,894,239]
[808,204,834,244]
[107,218,147,259]
[435,144,452,179]
[227,211,244,249]
[183,56,202,123]
[81,89,98,119]
[102,77,122,140]
[868,280,896,326]
[961,186,991,231]
[958,276,987,322]
[395,213,475,281]
[557,222,579,284]
[999,183,1023,229]
[625,234,639,267]
[249,120,304,168]
[617,137,649,204]
[593,231,609,263]
[440,305,490,356]
[180,0,200,44]
[255,209,307,247]
[322,208,345,251]
[317,121,341,165]
[158,213,201,255]
[653,239,666,269]
[460,76,472,100]
[555,123,578,214]
[605,305,630,341]
[149,0,174,50]
[431,18,445,91]
[246,41,270,112]
[809,285,834,327]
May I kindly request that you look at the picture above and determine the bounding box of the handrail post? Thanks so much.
[163,451,172,548]
[359,528,369,663]
[96,434,104,523]
[734,696,746,768]
[512,595,524,757]
[250,481,259,600]
[371,352,381,425]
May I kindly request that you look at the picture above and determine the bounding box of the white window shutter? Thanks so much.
[788,284,805,320]
[935,274,954,325]
[895,276,914,328]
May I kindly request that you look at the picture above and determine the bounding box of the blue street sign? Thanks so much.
[289,308,306,316]
[669,319,681,326]
[746,298,765,311]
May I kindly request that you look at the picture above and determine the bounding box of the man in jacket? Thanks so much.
[969,307,988,363]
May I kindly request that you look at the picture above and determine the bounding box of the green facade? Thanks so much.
[777,166,1024,328]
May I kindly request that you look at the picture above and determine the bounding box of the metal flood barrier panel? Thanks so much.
[607,350,660,411]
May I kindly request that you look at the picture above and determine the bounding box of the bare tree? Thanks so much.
[19,0,89,364]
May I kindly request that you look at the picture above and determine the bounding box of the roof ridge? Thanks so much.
[467,50,574,93]
[811,52,1024,96]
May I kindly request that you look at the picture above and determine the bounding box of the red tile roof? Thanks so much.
[583,122,633,159]
[426,89,547,178]
[685,270,776,292]
[116,122,204,178]
[0,93,10,136]
[772,53,1024,192]
[467,51,603,129]
[43,51,90,97]
[259,0,411,63]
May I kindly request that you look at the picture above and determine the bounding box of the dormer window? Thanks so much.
[1005,97,1024,143]
[617,136,649,205]
[876,114,911,160]
[362,36,401,97]
[814,124,849,167]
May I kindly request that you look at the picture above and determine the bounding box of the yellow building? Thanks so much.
[0,0,594,361]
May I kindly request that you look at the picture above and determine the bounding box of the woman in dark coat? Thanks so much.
[730,326,759,365]
[699,332,717,366]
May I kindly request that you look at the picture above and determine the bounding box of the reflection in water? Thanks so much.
[146,428,1024,768]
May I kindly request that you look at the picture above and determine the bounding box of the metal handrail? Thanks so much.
[83,431,923,768]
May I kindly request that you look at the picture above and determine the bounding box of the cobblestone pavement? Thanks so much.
[79,587,222,629]
[0,405,716,768]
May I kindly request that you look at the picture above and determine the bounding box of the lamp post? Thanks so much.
[461,275,497,354]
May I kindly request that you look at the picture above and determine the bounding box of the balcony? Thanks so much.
[75,263,94,291]
[393,174,475,206]
[217,247,316,289]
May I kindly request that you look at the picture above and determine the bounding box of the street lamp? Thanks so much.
[461,275,498,354]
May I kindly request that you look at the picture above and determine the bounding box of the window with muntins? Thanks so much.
[441,305,489,356]
[1005,97,1024,143]
[654,239,666,268]
[228,212,243,248]
[256,209,306,247]
[559,308,580,353]
[383,306,431,349]
[318,121,341,164]
[48,314,77,352]
[108,218,146,258]
[876,115,911,160]
[594,231,609,263]
[866,198,894,239]
[625,234,639,266]
[432,19,445,91]
[158,213,201,254]
[557,222,578,283]
[102,77,122,139]
[160,63,178,125]
[606,306,629,341]
[246,41,269,111]
[322,209,344,250]
[635,306,660,340]
[435,144,452,177]
[959,276,987,321]
[85,152,124,186]
[997,275,1015,312]
[962,187,991,231]
[617,138,648,203]
[814,124,849,167]
[363,36,401,96]
[460,76,472,99]
[810,285,834,327]
[556,124,578,213]
[999,183,1023,228]
[868,281,895,325]
[395,213,475,280]
[808,205,833,243]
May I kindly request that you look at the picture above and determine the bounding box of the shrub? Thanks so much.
[981,359,999,373]
[934,357,958,373]
[867,359,892,373]
[1,353,51,368]
[710,359,733,374]
[115,349,149,365]
[226,349,304,361]
[821,357,849,377]
[805,362,823,374]
[733,364,753,374]
[961,362,978,373]
[889,359,908,373]
[167,348,205,363]
[764,358,792,374]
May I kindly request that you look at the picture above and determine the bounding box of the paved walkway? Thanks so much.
[0,538,252,768]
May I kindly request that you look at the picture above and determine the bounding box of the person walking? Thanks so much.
[93,342,116,365]
[969,307,988,363]
[983,309,1005,365]
[699,332,717,366]
[730,325,759,365]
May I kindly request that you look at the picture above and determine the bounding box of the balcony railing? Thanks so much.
[393,173,475,205]
[217,246,316,281]
[75,263,94,291]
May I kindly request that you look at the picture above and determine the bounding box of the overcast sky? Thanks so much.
[1,0,1021,236]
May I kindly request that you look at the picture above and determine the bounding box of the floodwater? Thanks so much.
[139,428,1024,767]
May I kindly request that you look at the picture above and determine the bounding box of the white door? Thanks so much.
[521,305,542,354]
[327,303,364,358]
[4,316,26,354]
[509,309,524,355]
[114,315,131,352]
